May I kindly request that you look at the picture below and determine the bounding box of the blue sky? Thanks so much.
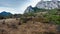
[0,0,59,14]
[0,0,41,14]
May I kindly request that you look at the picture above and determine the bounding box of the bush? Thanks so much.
[0,29,8,34]
[20,17,32,23]
[20,17,27,23]
[7,23,18,29]
[44,32,55,34]
[43,9,60,24]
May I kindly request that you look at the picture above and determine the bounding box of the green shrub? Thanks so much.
[43,11,60,24]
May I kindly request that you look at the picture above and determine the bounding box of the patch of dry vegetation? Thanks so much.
[0,18,59,34]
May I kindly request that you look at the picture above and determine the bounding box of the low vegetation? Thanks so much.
[24,9,60,24]
[0,9,60,34]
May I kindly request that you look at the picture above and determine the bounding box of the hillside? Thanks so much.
[0,9,60,34]
[0,18,59,34]
[24,0,60,14]
[0,11,22,19]
[0,0,60,34]
[36,0,60,9]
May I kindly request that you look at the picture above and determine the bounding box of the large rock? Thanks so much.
[24,6,34,13]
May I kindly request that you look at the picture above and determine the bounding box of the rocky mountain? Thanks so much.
[36,0,60,9]
[0,11,12,16]
[24,0,60,13]
[0,11,12,19]
[24,6,34,13]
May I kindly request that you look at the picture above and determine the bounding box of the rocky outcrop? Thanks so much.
[36,0,60,9]
[24,6,34,13]
[24,0,60,13]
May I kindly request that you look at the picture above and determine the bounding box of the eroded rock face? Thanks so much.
[24,0,60,14]
[24,6,34,13]
[36,0,60,9]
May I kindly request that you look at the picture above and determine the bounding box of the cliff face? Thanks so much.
[24,6,34,13]
[24,0,60,13]
[36,0,60,9]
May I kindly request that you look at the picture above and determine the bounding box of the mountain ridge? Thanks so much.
[24,0,60,13]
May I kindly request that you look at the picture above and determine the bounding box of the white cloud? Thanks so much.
[27,0,40,7]
[17,0,41,14]
[0,0,41,14]
[1,0,58,14]
[0,0,60,14]
[0,7,19,14]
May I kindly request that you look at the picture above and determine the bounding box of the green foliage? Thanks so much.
[24,8,60,25]
[0,14,12,19]
[48,9,58,15]
[33,7,48,13]
[24,12,36,17]
[20,17,32,23]
[43,9,60,24]
[44,15,60,24]
[13,14,22,18]
[20,17,28,23]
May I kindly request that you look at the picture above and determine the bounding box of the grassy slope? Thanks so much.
[0,18,58,34]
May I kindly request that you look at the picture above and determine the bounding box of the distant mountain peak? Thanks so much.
[24,0,60,13]
[0,11,12,17]
[28,6,32,8]
[24,6,34,13]
[1,11,10,13]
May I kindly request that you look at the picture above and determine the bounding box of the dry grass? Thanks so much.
[0,18,59,34]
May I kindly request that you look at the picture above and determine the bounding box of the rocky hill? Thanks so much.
[24,0,60,13]
[0,0,60,34]
[0,11,12,19]
[0,11,12,17]
[36,0,60,9]
[24,6,34,13]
